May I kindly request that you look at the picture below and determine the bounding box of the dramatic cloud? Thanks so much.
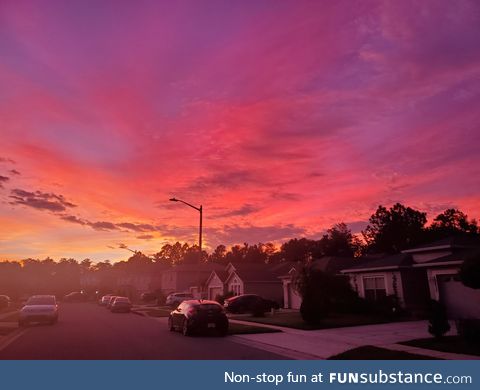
[9,189,76,212]
[137,234,154,240]
[0,175,9,188]
[0,0,479,261]
[0,157,15,164]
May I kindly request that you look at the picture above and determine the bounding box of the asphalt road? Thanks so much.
[0,303,286,359]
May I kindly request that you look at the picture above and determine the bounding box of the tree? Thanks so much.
[459,252,480,289]
[363,203,427,253]
[318,223,362,257]
[429,209,479,239]
[209,245,227,264]
[294,266,357,324]
[279,238,317,263]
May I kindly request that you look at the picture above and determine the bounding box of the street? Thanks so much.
[0,303,286,359]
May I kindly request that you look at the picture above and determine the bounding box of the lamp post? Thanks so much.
[169,197,203,298]
[169,198,203,257]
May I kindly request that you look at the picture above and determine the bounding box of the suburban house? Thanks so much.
[341,237,480,318]
[279,256,356,309]
[204,269,228,301]
[204,262,293,304]
[161,262,225,297]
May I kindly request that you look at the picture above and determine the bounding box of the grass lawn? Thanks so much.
[228,322,281,335]
[0,312,19,322]
[328,346,440,360]
[401,336,480,357]
[230,311,401,330]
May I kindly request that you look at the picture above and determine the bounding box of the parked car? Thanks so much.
[165,292,194,307]
[63,291,87,302]
[18,295,58,326]
[0,295,11,310]
[106,296,118,309]
[224,294,279,314]
[168,300,228,336]
[110,296,132,313]
[140,292,157,302]
[99,294,114,306]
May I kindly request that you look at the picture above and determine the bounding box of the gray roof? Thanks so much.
[229,262,294,283]
[403,236,480,253]
[341,253,413,273]
[310,256,357,274]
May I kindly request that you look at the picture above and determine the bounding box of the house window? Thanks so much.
[363,276,386,301]
[231,283,241,296]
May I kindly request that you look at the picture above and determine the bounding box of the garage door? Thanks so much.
[208,287,223,300]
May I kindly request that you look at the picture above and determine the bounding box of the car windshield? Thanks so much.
[27,296,55,305]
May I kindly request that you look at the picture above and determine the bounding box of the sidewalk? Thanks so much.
[229,319,480,360]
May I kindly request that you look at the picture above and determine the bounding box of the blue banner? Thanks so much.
[0,361,478,390]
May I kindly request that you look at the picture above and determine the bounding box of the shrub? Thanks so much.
[428,300,450,339]
[300,295,329,324]
[459,252,480,290]
[457,319,480,345]
[295,266,359,324]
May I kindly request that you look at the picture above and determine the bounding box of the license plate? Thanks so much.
[207,323,216,328]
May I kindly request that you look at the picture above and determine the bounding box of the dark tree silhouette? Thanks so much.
[459,251,480,289]
[363,203,427,253]
[429,209,479,239]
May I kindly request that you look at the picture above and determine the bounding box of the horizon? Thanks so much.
[1,0,479,262]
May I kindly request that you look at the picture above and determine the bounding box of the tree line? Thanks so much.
[1,204,478,299]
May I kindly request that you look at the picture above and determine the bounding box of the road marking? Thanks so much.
[0,327,28,353]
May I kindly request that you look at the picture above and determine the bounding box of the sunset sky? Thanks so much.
[1,0,479,262]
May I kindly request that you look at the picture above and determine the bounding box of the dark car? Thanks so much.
[106,296,117,309]
[224,294,279,314]
[110,296,132,313]
[140,292,157,302]
[168,300,228,336]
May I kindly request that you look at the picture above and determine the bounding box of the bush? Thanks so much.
[300,295,329,324]
[457,319,480,345]
[374,295,404,318]
[428,300,450,339]
[459,252,480,289]
[295,267,359,324]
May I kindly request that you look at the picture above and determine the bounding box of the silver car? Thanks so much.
[19,295,58,326]
[165,292,194,307]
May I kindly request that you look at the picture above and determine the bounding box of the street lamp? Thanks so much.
[169,197,203,298]
[169,198,203,257]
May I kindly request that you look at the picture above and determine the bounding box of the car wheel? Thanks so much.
[168,316,175,332]
[182,319,191,336]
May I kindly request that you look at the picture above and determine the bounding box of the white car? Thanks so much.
[19,295,58,326]
[165,292,194,307]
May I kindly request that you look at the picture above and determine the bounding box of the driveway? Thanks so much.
[230,320,457,359]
